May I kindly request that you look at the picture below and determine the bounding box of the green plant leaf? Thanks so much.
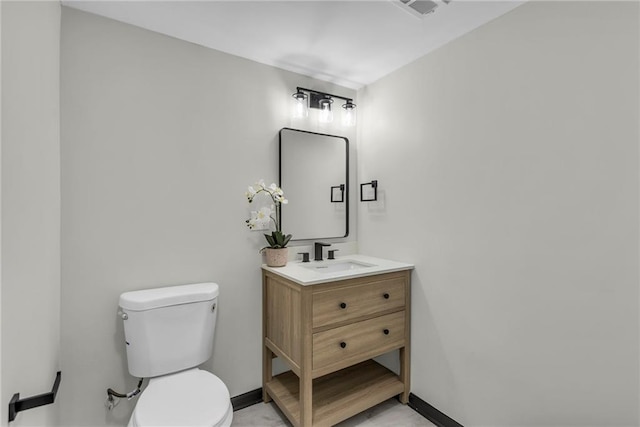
[264,234,276,247]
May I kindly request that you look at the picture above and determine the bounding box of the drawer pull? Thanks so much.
[383,329,390,335]
[340,342,347,349]
[383,293,390,299]
[339,302,347,309]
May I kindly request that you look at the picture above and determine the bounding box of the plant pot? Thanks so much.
[265,247,288,267]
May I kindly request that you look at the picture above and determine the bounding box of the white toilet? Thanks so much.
[119,282,233,427]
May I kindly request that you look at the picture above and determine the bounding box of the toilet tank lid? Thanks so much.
[119,282,219,311]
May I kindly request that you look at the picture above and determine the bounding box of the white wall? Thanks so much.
[358,1,639,425]
[1,2,61,426]
[60,8,355,426]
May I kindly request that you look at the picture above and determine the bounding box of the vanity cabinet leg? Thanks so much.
[300,286,313,426]
[262,346,273,403]
[299,374,313,427]
[399,346,410,404]
[262,276,273,403]
[400,271,411,404]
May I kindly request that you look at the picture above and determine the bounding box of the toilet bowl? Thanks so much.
[128,369,232,427]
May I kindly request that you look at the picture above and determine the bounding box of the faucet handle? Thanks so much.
[327,249,339,260]
[298,252,310,263]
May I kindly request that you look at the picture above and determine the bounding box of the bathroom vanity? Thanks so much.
[262,255,413,426]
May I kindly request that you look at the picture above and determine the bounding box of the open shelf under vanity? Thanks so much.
[265,360,405,426]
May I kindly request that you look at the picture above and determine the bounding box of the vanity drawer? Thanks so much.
[312,311,405,372]
[312,277,405,328]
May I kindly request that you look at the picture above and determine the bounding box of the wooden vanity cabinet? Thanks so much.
[262,270,411,427]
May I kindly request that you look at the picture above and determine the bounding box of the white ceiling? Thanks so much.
[62,0,524,89]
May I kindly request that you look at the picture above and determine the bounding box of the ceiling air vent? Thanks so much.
[395,0,450,18]
[404,0,438,15]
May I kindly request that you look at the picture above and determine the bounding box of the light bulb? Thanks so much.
[342,101,357,127]
[291,90,308,119]
[318,98,333,123]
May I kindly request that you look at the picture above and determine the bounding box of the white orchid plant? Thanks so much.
[245,179,292,251]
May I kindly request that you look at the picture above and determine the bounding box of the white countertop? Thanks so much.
[262,254,414,285]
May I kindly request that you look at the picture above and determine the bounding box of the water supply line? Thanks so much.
[105,378,144,410]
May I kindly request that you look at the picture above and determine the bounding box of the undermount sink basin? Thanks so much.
[303,260,375,274]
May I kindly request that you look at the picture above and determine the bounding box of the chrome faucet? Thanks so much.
[314,242,331,261]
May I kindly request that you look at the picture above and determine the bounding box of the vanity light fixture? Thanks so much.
[291,87,357,126]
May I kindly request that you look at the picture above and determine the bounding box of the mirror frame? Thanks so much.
[279,127,349,240]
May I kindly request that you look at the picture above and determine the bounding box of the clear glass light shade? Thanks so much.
[342,103,357,126]
[291,92,308,119]
[318,99,333,123]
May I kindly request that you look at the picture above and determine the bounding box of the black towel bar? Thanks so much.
[8,371,61,422]
[360,180,378,202]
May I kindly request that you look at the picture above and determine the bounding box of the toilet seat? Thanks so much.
[130,369,232,427]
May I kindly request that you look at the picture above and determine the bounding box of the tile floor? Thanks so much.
[232,398,436,426]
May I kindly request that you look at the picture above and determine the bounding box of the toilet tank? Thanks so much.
[119,282,219,378]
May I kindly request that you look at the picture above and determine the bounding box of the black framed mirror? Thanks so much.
[279,128,349,240]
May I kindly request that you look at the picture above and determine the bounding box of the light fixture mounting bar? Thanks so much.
[297,87,353,109]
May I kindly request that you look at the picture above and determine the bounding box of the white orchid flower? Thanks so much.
[256,206,272,222]
[245,179,290,245]
[245,186,257,201]
[272,193,287,203]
